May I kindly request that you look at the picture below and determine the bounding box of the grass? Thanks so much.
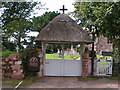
[2,76,39,87]
[46,54,61,59]
[96,55,112,59]
[107,77,119,80]
[96,55,112,66]
[45,54,80,60]
[97,61,110,66]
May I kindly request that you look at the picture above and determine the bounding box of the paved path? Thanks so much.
[27,77,118,88]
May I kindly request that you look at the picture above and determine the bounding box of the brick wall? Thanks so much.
[2,54,24,79]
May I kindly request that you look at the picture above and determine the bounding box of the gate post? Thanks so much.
[37,42,45,77]
[81,43,90,77]
[81,51,90,77]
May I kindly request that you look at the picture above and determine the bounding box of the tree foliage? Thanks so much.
[32,11,60,32]
[1,2,40,49]
[71,2,120,61]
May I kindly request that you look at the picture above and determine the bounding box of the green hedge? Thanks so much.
[1,50,16,58]
[20,48,39,76]
[112,61,120,76]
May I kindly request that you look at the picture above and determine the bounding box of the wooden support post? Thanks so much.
[91,32,95,76]
[80,43,85,55]
[42,42,46,77]
[62,44,64,59]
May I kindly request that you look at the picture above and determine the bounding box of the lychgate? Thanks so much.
[35,14,93,77]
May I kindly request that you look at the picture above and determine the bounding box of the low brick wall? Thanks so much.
[2,54,24,79]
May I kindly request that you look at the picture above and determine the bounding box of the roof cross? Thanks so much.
[59,5,68,14]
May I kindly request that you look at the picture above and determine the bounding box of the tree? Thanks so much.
[1,2,41,49]
[32,11,60,32]
[71,2,120,58]
[32,11,60,49]
[72,1,120,76]
[71,2,100,35]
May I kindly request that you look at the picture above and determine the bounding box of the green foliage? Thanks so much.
[20,48,39,76]
[2,45,7,51]
[72,2,120,62]
[72,2,120,38]
[112,63,119,76]
[2,41,16,51]
[113,39,120,63]
[1,50,16,58]
[1,2,40,49]
[32,11,60,31]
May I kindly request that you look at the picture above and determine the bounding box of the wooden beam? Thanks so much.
[62,44,64,59]
[80,43,85,55]
[42,42,46,77]
[39,41,86,44]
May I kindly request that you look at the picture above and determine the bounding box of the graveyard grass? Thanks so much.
[97,55,112,66]
[46,54,80,60]
[96,55,111,59]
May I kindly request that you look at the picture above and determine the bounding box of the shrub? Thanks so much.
[20,48,39,76]
[1,50,16,58]
[112,61,120,76]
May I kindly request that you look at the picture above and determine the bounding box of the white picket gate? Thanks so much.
[96,58,113,76]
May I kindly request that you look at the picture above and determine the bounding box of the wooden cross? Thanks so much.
[16,45,19,53]
[59,5,68,14]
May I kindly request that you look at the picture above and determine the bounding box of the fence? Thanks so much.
[96,58,113,76]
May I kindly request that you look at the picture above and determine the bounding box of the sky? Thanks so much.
[34,0,75,16]
[28,0,75,37]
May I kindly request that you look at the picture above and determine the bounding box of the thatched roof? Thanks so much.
[35,14,93,43]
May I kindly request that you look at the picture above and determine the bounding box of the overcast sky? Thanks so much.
[28,0,75,36]
[33,0,75,16]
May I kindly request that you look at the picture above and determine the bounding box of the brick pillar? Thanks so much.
[82,51,90,77]
[37,42,45,78]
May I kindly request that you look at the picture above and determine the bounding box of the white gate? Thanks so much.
[97,58,113,76]
[44,59,81,76]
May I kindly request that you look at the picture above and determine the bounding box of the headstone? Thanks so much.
[16,45,19,53]
[54,53,59,58]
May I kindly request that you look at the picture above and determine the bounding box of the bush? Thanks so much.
[112,61,120,76]
[2,45,7,51]
[20,48,39,77]
[1,50,16,58]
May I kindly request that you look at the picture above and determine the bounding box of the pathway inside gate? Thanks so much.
[27,77,118,88]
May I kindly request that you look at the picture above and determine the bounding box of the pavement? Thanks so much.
[27,77,118,89]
